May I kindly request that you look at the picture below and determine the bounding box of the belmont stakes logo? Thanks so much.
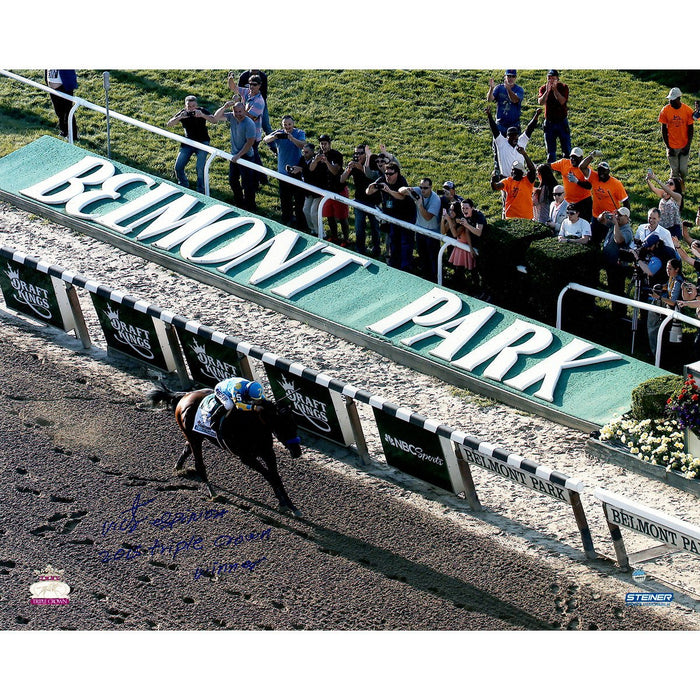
[279,376,332,433]
[4,263,52,319]
[30,565,70,605]
[102,304,155,360]
[190,339,238,383]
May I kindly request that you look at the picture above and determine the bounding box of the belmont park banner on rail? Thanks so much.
[0,137,668,426]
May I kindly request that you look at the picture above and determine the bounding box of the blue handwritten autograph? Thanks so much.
[101,493,228,536]
[98,493,272,579]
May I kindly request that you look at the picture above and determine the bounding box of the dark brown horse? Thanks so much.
[147,386,302,515]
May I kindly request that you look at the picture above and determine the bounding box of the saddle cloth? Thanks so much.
[193,393,219,438]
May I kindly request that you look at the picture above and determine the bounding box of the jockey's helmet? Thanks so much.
[247,381,264,401]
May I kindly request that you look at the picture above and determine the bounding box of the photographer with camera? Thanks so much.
[601,207,633,314]
[167,96,218,194]
[340,145,382,258]
[647,258,684,359]
[399,178,443,282]
[629,234,678,357]
[366,164,416,272]
[677,280,700,361]
[263,116,307,228]
[287,142,330,236]
[635,208,678,259]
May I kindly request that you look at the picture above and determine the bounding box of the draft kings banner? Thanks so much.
[91,293,173,372]
[0,137,672,427]
[264,364,354,446]
[0,256,76,332]
[176,327,243,387]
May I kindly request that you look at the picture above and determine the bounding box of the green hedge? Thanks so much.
[478,218,601,324]
[630,374,685,420]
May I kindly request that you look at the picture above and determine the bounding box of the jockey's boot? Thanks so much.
[209,402,227,429]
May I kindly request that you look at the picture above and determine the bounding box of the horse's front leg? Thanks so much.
[242,451,301,517]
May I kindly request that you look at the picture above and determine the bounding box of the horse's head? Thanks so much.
[260,399,302,458]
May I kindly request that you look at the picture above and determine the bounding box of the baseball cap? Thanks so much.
[319,134,331,143]
[667,87,682,100]
[443,181,456,189]
[505,69,517,76]
[511,159,524,171]
[566,206,579,214]
[617,207,631,217]
[598,161,611,171]
[643,233,660,248]
[547,69,559,77]
[570,147,584,157]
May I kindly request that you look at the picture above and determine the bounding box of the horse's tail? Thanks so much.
[146,383,186,412]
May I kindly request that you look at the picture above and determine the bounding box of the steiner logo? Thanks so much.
[103,304,155,360]
[625,592,673,607]
[384,433,445,466]
[4,264,52,319]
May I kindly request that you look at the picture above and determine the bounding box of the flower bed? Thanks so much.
[586,372,700,497]
[598,415,700,479]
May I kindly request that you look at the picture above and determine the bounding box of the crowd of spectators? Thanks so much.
[162,69,700,360]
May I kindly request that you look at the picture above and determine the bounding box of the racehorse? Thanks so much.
[147,385,302,515]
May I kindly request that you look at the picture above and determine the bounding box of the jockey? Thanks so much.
[209,377,265,425]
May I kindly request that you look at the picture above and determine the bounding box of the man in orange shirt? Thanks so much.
[659,87,694,184]
[491,147,536,220]
[550,147,597,222]
[580,160,630,246]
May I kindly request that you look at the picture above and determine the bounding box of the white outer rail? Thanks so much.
[557,282,700,367]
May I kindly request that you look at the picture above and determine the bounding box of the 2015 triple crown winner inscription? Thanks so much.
[97,493,272,579]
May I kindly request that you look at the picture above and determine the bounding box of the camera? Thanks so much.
[285,165,296,174]
[436,188,445,195]
[275,129,288,140]
[652,284,664,294]
[351,153,360,162]
[186,111,197,117]
[409,189,420,200]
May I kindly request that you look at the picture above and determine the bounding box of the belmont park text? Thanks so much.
[20,155,623,404]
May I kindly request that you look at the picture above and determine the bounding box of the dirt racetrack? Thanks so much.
[0,321,695,633]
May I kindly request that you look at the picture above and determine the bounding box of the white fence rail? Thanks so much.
[557,282,700,367]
